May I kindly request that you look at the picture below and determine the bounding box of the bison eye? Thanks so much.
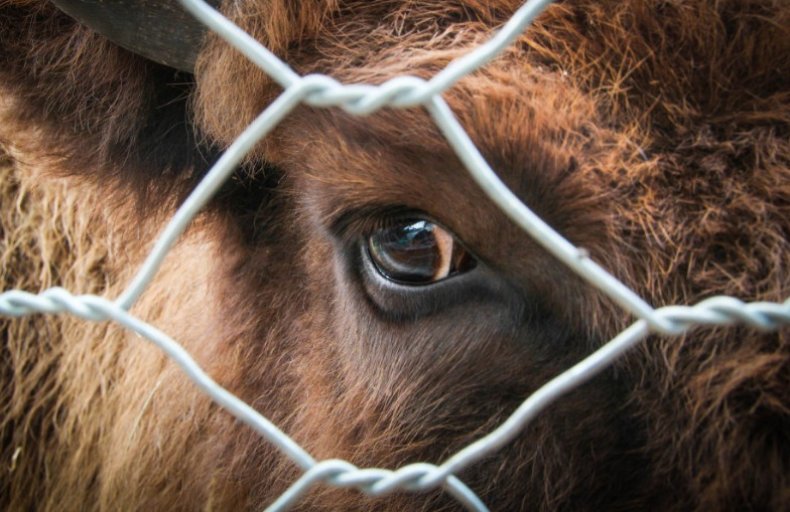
[367,220,475,285]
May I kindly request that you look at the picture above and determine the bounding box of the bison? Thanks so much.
[0,0,788,510]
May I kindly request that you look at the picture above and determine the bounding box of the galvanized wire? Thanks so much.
[1,0,788,510]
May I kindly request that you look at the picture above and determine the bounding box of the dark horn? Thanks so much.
[50,0,220,73]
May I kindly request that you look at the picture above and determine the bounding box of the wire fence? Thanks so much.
[1,0,789,510]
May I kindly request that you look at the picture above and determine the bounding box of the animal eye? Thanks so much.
[367,220,476,284]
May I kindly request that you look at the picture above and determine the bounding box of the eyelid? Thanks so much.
[330,205,441,243]
[356,239,509,321]
[329,206,398,241]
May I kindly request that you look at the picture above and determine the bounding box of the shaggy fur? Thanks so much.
[0,0,788,510]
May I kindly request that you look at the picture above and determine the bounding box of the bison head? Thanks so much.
[0,0,788,510]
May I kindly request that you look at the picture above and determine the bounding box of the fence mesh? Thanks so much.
[1,0,789,510]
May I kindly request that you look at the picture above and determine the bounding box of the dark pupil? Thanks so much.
[368,221,439,283]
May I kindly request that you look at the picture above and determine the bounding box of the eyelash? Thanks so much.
[332,206,421,241]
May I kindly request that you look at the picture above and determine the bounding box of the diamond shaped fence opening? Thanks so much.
[1,0,788,510]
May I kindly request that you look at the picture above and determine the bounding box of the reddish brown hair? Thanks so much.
[0,0,788,510]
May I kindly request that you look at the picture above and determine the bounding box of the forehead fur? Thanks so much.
[195,0,524,146]
[1,0,788,510]
[194,0,790,146]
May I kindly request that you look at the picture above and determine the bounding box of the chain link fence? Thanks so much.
[1,0,789,510]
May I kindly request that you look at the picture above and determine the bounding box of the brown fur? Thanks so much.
[0,0,788,510]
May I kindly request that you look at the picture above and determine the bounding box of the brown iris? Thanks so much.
[367,220,475,284]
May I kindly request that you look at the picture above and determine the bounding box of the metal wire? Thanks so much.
[1,0,788,510]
